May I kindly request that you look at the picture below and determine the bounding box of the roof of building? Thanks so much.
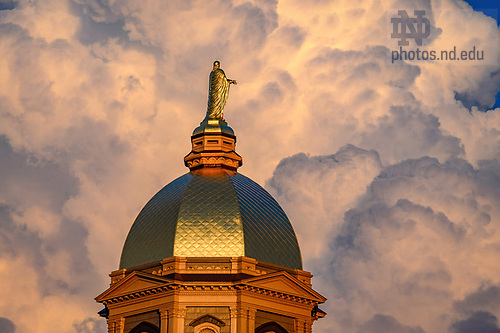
[119,172,303,270]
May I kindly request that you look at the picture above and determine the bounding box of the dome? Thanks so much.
[119,172,303,270]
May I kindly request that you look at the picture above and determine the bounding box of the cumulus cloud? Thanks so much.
[0,0,498,332]
[268,145,383,263]
[74,317,107,333]
[0,137,102,332]
[0,318,16,333]
[359,314,425,333]
[359,106,464,164]
[454,284,500,316]
[450,312,500,333]
[270,153,500,332]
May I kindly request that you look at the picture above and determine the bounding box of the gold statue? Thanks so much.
[206,61,237,120]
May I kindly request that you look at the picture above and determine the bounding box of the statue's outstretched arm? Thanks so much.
[228,79,237,85]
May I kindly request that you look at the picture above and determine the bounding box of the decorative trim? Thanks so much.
[186,264,231,270]
[102,282,317,306]
[170,307,187,318]
[229,307,240,318]
[189,314,226,328]
[191,132,236,140]
[185,156,241,169]
[102,285,177,305]
[193,322,220,333]
[159,309,168,321]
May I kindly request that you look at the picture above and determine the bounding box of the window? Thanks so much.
[189,314,225,333]
[194,323,219,333]
[255,322,288,333]
[129,322,159,333]
[199,328,216,333]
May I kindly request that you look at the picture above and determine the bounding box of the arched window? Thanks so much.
[193,322,220,333]
[255,322,288,333]
[199,328,216,333]
[129,321,160,333]
[189,314,225,333]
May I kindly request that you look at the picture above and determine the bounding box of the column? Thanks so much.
[107,319,115,333]
[159,309,168,333]
[168,307,186,333]
[247,308,256,333]
[108,318,125,333]
[294,319,305,333]
[304,319,313,333]
[230,307,238,333]
[231,307,247,333]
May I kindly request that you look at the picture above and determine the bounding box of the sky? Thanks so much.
[0,0,499,332]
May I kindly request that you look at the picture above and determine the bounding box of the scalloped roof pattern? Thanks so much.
[119,173,302,270]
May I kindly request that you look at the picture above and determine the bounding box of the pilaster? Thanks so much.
[108,317,125,333]
[247,308,256,333]
[107,320,114,333]
[168,306,186,333]
[230,307,238,333]
[294,318,305,333]
[160,308,168,333]
[231,306,248,333]
[304,318,313,333]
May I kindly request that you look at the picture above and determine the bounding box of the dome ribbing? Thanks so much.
[120,172,302,270]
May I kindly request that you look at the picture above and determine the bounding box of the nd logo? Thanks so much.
[391,10,431,46]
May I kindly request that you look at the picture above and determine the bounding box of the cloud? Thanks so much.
[74,317,107,333]
[454,285,500,316]
[0,318,16,333]
[359,314,425,333]
[0,1,16,11]
[0,0,498,332]
[359,106,464,164]
[267,145,383,263]
[450,312,500,333]
[0,137,102,332]
[271,153,500,333]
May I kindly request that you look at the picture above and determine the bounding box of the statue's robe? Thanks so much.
[206,68,230,119]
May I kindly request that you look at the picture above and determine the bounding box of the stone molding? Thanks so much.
[102,281,317,306]
[110,256,311,285]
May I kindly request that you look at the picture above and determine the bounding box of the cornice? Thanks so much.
[101,280,319,306]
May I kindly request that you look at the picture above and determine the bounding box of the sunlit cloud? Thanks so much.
[0,0,498,332]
